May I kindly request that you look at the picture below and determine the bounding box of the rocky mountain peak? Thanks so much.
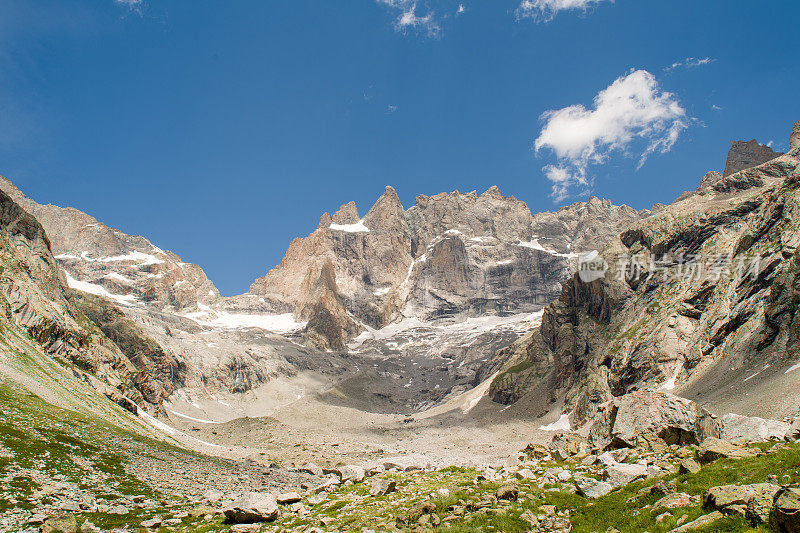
[362,185,408,234]
[722,139,782,177]
[482,185,502,199]
[791,120,800,153]
[331,202,360,225]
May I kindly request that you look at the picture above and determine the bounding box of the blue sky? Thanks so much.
[1,0,799,295]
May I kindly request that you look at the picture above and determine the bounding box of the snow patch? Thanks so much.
[104,272,133,284]
[138,409,223,448]
[183,305,306,334]
[81,250,165,266]
[169,410,221,424]
[373,287,391,296]
[516,237,581,258]
[329,219,370,233]
[785,362,800,375]
[539,413,571,431]
[64,271,140,307]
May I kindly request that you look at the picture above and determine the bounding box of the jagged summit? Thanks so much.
[722,139,783,177]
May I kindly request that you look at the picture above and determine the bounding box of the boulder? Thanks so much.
[703,483,779,513]
[41,514,78,533]
[668,511,722,533]
[369,479,396,497]
[203,489,224,503]
[333,465,366,483]
[654,493,693,510]
[523,443,550,460]
[298,462,324,476]
[496,484,519,501]
[224,492,279,523]
[678,458,701,474]
[549,433,585,460]
[697,437,758,464]
[574,475,613,499]
[603,463,647,488]
[230,525,261,533]
[515,468,535,480]
[589,390,720,450]
[720,413,789,443]
[786,418,800,442]
[277,492,302,505]
[140,517,163,529]
[769,486,800,532]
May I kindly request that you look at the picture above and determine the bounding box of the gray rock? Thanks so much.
[703,483,779,511]
[603,463,647,488]
[791,121,800,153]
[202,489,224,503]
[678,458,701,474]
[140,517,163,529]
[723,139,782,177]
[592,390,721,449]
[369,479,397,497]
[334,465,366,483]
[573,475,613,499]
[697,438,758,464]
[786,418,800,442]
[496,484,519,501]
[298,463,324,476]
[720,413,789,443]
[276,492,301,505]
[41,514,78,533]
[769,486,800,532]
[668,511,722,533]
[224,492,279,523]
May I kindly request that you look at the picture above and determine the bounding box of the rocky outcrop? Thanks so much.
[723,139,782,177]
[490,122,800,423]
[0,189,152,409]
[588,390,721,450]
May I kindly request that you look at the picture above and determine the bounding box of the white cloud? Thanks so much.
[712,104,723,111]
[665,57,715,72]
[377,1,440,36]
[534,69,689,201]
[457,4,466,14]
[114,0,143,13]
[516,0,613,22]
[387,104,398,113]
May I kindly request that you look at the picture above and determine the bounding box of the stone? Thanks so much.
[409,501,437,521]
[230,525,261,533]
[41,514,78,533]
[591,390,721,449]
[697,438,758,463]
[636,432,669,454]
[369,479,397,497]
[786,418,800,442]
[188,505,215,517]
[678,458,701,474]
[515,468,535,480]
[78,521,100,533]
[298,462,324,476]
[140,517,163,529]
[653,493,692,510]
[703,483,779,511]
[333,465,366,483]
[496,484,519,501]
[769,486,800,532]
[791,121,800,153]
[657,512,673,523]
[202,489,224,503]
[574,475,613,499]
[668,511,722,533]
[59,501,81,513]
[549,433,585,460]
[224,492,279,523]
[720,413,789,443]
[108,505,130,515]
[276,492,301,505]
[603,463,647,488]
[523,443,550,460]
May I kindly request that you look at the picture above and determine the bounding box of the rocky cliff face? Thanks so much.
[0,178,220,312]
[490,123,800,423]
[247,186,647,349]
[0,188,172,411]
[722,139,782,177]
